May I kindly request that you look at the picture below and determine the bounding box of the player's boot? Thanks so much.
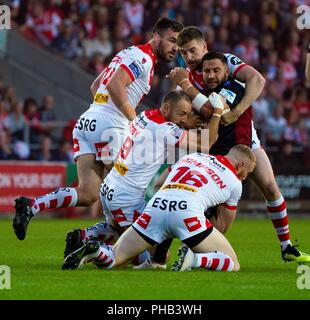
[171,244,194,272]
[133,258,167,270]
[282,244,310,264]
[64,229,84,258]
[13,197,34,240]
[62,240,100,270]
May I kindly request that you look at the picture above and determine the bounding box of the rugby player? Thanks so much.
[13,17,184,240]
[62,145,256,272]
[62,89,225,268]
[169,44,310,264]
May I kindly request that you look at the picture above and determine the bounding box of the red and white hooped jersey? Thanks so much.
[159,152,242,211]
[91,43,155,120]
[188,53,247,92]
[106,109,185,192]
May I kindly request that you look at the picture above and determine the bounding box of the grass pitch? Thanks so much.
[1,217,310,300]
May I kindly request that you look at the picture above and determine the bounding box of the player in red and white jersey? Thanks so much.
[61,90,225,264]
[62,145,256,272]
[13,17,184,241]
[168,27,310,264]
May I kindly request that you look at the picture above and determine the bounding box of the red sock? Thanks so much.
[267,195,292,250]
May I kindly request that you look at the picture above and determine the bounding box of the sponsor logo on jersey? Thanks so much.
[73,138,80,152]
[229,56,242,65]
[206,156,226,172]
[219,88,236,104]
[142,57,147,64]
[128,61,142,79]
[94,93,109,104]
[169,125,183,139]
[136,113,148,128]
[161,184,197,193]
[114,161,128,176]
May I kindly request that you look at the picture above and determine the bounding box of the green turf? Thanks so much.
[1,217,310,300]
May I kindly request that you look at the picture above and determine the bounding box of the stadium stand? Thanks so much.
[1,0,310,215]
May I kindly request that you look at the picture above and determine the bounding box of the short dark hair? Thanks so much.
[153,17,183,35]
[202,51,227,65]
[177,26,204,47]
[162,90,191,105]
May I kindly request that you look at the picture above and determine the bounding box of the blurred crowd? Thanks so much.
[2,0,310,170]
[0,77,75,161]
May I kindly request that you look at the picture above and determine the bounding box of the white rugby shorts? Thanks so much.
[72,107,129,163]
[100,177,145,228]
[133,192,213,244]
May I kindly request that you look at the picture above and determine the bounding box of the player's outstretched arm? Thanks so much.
[106,67,137,121]
[222,65,265,125]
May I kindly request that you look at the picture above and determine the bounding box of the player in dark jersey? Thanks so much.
[168,50,310,266]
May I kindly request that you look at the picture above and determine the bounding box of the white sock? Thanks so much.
[82,222,118,243]
[31,187,78,215]
[93,244,115,269]
[193,251,234,271]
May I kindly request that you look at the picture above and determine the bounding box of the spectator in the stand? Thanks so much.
[0,77,5,99]
[33,135,52,161]
[252,88,270,130]
[265,105,287,147]
[239,13,257,39]
[87,52,105,75]
[82,27,113,59]
[286,31,301,66]
[259,33,275,63]
[227,10,240,46]
[38,95,58,139]
[212,27,231,53]
[284,110,308,147]
[159,0,176,20]
[23,97,41,144]
[4,101,27,142]
[268,69,287,100]
[2,86,16,112]
[113,9,131,42]
[21,1,62,47]
[293,86,310,117]
[80,9,97,39]
[94,6,109,30]
[51,140,74,163]
[282,88,296,120]
[124,0,144,38]
[278,48,298,87]
[234,36,259,67]
[0,100,7,129]
[274,141,302,173]
[51,19,81,60]
[13,140,30,160]
[264,50,278,80]
[0,100,12,159]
